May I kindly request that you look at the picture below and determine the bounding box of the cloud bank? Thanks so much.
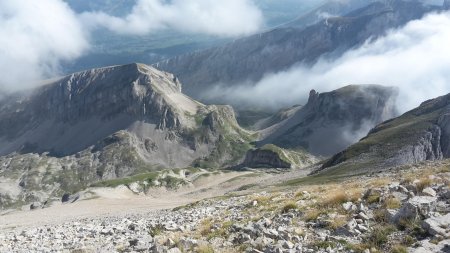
[202,10,450,113]
[0,0,264,92]
[0,0,89,91]
[80,0,264,37]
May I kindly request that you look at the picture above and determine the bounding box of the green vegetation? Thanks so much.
[260,144,314,167]
[365,224,397,249]
[281,201,298,213]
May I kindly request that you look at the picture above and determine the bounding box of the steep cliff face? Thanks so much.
[0,63,253,209]
[319,93,450,176]
[0,63,196,156]
[156,1,444,101]
[259,85,398,156]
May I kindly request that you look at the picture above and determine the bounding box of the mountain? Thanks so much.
[319,91,450,176]
[258,85,398,156]
[281,0,379,29]
[0,63,253,208]
[61,0,321,75]
[251,105,303,131]
[156,0,446,101]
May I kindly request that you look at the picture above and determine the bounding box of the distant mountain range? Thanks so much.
[156,0,447,103]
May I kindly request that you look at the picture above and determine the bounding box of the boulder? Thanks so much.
[167,248,182,253]
[343,202,356,212]
[422,187,437,197]
[394,196,437,223]
[422,213,450,237]
[409,239,450,253]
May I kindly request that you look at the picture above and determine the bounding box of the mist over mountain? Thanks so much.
[258,85,398,156]
[0,0,266,92]
[318,90,450,176]
[157,0,450,113]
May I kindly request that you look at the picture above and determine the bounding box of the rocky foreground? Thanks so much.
[0,162,449,253]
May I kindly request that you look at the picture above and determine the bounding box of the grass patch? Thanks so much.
[383,197,401,209]
[304,209,322,222]
[320,189,348,208]
[416,177,432,193]
[197,244,215,253]
[327,216,348,230]
[281,201,298,213]
[365,224,397,249]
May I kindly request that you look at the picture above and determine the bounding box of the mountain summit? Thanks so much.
[0,63,252,208]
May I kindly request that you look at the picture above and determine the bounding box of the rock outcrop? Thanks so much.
[259,85,398,156]
[320,92,450,175]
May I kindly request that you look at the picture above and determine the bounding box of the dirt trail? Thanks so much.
[0,171,262,231]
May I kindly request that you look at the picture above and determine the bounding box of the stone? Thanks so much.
[385,209,399,223]
[178,238,197,249]
[441,188,450,199]
[356,224,369,232]
[391,192,408,201]
[342,202,356,212]
[422,213,450,237]
[167,248,182,253]
[282,240,294,249]
[394,196,437,222]
[422,187,437,197]
[409,239,450,253]
[357,212,369,221]
[30,202,42,210]
[264,229,279,239]
[129,238,139,247]
[398,185,409,194]
[346,219,358,230]
[357,203,368,213]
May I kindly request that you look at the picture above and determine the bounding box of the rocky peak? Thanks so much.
[0,64,200,141]
[259,85,398,156]
[307,89,319,105]
[0,63,216,157]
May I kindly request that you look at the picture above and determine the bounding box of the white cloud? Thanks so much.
[202,11,450,113]
[0,0,265,92]
[0,0,89,91]
[80,0,264,37]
